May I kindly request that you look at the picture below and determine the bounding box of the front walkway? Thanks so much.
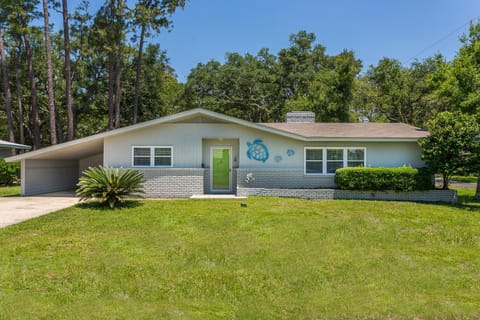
[0,191,79,228]
[190,194,246,199]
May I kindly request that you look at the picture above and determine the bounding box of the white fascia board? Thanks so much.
[303,137,420,142]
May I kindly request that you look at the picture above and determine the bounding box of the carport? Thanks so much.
[6,137,104,196]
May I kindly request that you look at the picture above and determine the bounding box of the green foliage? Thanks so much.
[76,166,145,208]
[419,111,480,189]
[433,22,480,115]
[182,31,362,122]
[335,166,433,191]
[355,55,446,127]
[0,158,19,185]
[182,49,280,122]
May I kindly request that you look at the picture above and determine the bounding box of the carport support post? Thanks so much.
[20,159,26,196]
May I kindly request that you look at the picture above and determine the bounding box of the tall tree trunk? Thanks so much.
[14,46,25,148]
[107,0,115,130]
[442,174,449,190]
[114,50,121,128]
[475,176,480,200]
[107,52,114,130]
[42,0,57,145]
[62,0,74,141]
[23,32,40,150]
[0,31,15,155]
[133,24,145,124]
[113,0,123,129]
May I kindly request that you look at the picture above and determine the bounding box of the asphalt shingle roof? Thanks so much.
[258,122,429,139]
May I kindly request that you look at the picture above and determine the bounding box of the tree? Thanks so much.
[358,55,447,127]
[13,43,25,146]
[42,0,57,144]
[0,30,15,153]
[131,0,185,124]
[183,49,280,122]
[432,21,480,115]
[419,111,479,189]
[62,0,74,141]
[183,31,361,123]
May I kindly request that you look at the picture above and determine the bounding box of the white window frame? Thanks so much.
[131,146,173,168]
[304,147,366,176]
[304,147,324,175]
[346,148,366,168]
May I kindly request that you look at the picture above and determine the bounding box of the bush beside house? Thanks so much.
[335,167,433,192]
[0,158,20,185]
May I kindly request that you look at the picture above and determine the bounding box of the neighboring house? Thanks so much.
[0,139,31,158]
[5,108,428,197]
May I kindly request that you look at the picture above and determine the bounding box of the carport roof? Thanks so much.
[0,139,31,150]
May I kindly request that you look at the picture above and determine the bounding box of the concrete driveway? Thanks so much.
[0,191,79,228]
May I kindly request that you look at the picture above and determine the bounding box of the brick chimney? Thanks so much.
[285,111,315,123]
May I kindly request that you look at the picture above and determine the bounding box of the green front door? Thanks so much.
[212,147,231,191]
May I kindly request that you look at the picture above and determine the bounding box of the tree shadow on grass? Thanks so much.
[430,188,480,212]
[75,200,144,211]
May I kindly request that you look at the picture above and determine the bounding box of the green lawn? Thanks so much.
[0,191,479,319]
[0,185,20,197]
[451,175,478,183]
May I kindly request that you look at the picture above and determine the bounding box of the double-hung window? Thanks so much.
[305,148,323,174]
[347,148,365,167]
[132,146,172,167]
[304,147,365,175]
[326,149,344,174]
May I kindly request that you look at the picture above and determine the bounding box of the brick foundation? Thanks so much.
[237,169,336,189]
[142,168,204,198]
[237,187,457,203]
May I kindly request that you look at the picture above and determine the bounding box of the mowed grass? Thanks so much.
[0,192,480,319]
[0,185,20,197]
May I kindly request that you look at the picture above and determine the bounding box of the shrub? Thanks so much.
[76,166,145,208]
[0,158,20,186]
[335,167,433,191]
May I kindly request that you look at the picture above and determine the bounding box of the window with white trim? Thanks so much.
[132,146,172,167]
[347,148,365,167]
[304,147,365,175]
[326,149,343,174]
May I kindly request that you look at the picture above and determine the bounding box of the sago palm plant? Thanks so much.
[76,166,145,208]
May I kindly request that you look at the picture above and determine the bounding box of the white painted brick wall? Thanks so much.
[237,187,457,203]
[141,169,204,198]
[237,169,336,189]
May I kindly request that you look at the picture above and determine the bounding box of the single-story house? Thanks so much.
[0,139,31,158]
[5,108,429,197]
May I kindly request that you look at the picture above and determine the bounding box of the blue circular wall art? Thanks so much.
[246,139,269,163]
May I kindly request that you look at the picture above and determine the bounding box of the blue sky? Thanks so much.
[61,0,479,82]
